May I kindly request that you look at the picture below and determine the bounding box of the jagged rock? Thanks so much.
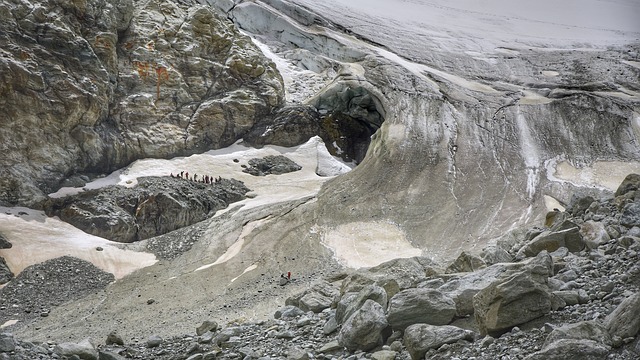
[603,292,640,340]
[0,257,13,285]
[242,155,302,176]
[53,339,98,360]
[323,315,339,335]
[0,333,16,353]
[439,252,553,316]
[0,0,283,207]
[403,324,475,360]
[197,321,219,336]
[318,340,342,354]
[43,176,249,242]
[544,321,612,347]
[568,195,596,217]
[340,257,438,298]
[105,331,124,346]
[621,202,640,227]
[146,335,163,348]
[274,305,305,319]
[289,281,340,313]
[552,290,586,306]
[615,174,640,197]
[0,234,10,249]
[335,285,387,324]
[523,339,609,360]
[244,105,323,148]
[370,349,397,360]
[579,221,610,249]
[387,288,456,330]
[516,221,584,258]
[445,251,486,273]
[480,245,513,265]
[473,268,552,336]
[338,299,389,351]
[287,346,310,360]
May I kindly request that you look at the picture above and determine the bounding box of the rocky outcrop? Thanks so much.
[242,155,302,176]
[516,220,585,258]
[243,105,323,148]
[524,339,610,360]
[43,176,249,242]
[0,0,284,206]
[0,257,13,285]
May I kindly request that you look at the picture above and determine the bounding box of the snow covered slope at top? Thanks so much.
[291,0,640,54]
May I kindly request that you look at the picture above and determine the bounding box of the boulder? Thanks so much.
[242,155,302,176]
[299,291,334,313]
[53,339,98,360]
[445,251,486,273]
[340,257,439,298]
[287,281,339,311]
[274,305,305,319]
[196,320,219,336]
[544,321,612,347]
[0,257,13,285]
[517,221,584,258]
[480,244,513,265]
[473,268,552,336]
[621,202,640,227]
[0,333,16,353]
[105,331,124,346]
[403,324,475,360]
[579,221,610,249]
[387,288,456,330]
[439,251,553,316]
[523,339,609,360]
[98,351,127,360]
[370,350,398,360]
[338,299,389,351]
[567,195,596,217]
[335,285,387,324]
[615,173,640,197]
[146,335,163,348]
[603,292,640,340]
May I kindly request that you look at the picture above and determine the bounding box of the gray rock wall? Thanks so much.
[0,0,284,206]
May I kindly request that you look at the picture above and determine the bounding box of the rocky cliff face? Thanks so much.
[0,0,284,206]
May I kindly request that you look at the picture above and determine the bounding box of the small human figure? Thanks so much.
[194,174,198,182]
[180,171,184,178]
[170,173,174,178]
[287,271,291,280]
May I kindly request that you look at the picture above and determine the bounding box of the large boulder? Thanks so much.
[53,339,98,360]
[444,251,486,273]
[516,221,585,258]
[242,155,302,176]
[386,288,456,330]
[579,221,610,249]
[603,292,640,340]
[544,321,612,347]
[335,285,387,324]
[340,257,439,298]
[473,268,552,336]
[439,251,553,317]
[523,339,609,360]
[403,324,475,360]
[0,0,284,207]
[0,333,16,353]
[338,299,389,352]
[286,281,340,312]
[615,173,640,197]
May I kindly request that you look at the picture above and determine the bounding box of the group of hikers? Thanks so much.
[170,171,221,184]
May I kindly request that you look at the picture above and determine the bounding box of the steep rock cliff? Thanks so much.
[0,0,284,206]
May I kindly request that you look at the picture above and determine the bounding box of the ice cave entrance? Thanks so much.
[313,84,385,164]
